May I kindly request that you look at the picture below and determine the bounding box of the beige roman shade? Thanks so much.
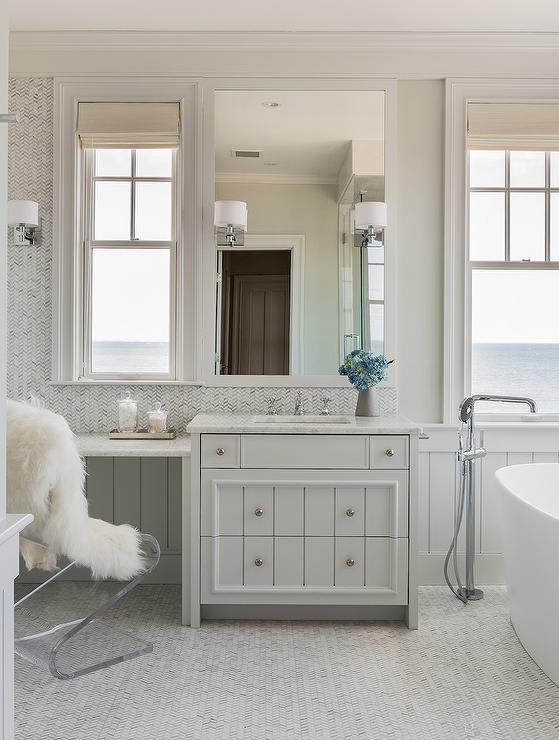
[77,102,180,148]
[467,103,559,150]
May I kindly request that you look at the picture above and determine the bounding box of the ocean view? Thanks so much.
[472,343,559,412]
[92,341,169,374]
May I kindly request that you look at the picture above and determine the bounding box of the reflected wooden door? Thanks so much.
[229,274,290,374]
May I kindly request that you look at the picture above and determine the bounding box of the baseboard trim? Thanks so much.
[418,552,505,585]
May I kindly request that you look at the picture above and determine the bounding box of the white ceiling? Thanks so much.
[214,90,384,181]
[8,0,559,33]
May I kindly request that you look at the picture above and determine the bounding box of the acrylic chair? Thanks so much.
[14,532,160,680]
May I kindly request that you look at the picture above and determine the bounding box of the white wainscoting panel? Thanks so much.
[418,425,559,585]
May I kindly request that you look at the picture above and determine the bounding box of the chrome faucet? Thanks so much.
[294,391,305,416]
[458,394,536,461]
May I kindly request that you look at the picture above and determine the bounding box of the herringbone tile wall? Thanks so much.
[7,77,398,432]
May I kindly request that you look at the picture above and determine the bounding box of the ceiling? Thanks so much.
[8,0,559,33]
[214,90,384,181]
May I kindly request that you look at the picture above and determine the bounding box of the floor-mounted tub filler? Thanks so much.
[496,463,559,685]
[444,394,536,604]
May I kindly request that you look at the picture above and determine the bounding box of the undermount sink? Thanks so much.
[252,414,352,424]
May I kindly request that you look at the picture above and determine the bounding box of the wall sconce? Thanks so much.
[8,200,40,246]
[354,200,387,248]
[214,200,248,247]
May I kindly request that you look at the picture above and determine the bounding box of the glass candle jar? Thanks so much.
[147,404,168,434]
[117,391,138,432]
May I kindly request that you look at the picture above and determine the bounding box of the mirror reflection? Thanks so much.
[214,89,385,375]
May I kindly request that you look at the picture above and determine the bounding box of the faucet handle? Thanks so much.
[320,397,331,416]
[266,396,280,415]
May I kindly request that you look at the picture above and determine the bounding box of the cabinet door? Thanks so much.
[365,538,408,601]
[275,537,304,586]
[244,537,274,586]
[244,486,274,536]
[275,486,304,536]
[215,536,243,588]
[335,487,365,536]
[365,472,408,537]
[304,537,334,586]
[334,537,365,587]
[304,487,334,536]
[201,482,243,536]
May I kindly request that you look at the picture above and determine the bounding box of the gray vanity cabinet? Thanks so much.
[187,419,419,629]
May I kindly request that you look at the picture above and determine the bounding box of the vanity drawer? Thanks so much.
[201,434,240,468]
[241,434,369,469]
[370,436,409,469]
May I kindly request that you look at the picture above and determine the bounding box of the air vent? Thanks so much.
[231,149,262,159]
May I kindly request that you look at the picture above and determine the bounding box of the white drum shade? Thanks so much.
[8,200,39,227]
[354,201,387,230]
[214,200,248,231]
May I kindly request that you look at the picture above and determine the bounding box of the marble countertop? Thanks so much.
[75,434,191,457]
[187,413,422,435]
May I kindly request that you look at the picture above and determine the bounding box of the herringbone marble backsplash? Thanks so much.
[7,77,398,432]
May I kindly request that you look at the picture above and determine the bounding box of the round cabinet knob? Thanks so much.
[385,448,395,457]
[254,507,264,517]
[254,558,263,567]
[346,508,355,517]
[216,448,225,456]
[346,558,355,567]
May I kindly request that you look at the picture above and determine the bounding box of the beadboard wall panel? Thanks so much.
[7,76,397,432]
[17,456,182,585]
[418,427,559,585]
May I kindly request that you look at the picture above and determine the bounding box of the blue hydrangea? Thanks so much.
[338,350,391,391]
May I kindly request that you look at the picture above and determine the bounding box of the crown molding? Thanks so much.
[10,30,559,52]
[215,172,337,185]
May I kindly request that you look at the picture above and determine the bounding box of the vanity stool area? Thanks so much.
[186,414,420,629]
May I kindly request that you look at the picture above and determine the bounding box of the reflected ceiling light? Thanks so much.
[8,199,40,246]
[353,199,387,249]
[214,200,248,247]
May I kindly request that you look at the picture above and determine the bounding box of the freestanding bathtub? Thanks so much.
[496,463,559,685]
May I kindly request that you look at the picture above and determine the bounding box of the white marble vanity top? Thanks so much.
[75,434,191,457]
[187,413,421,435]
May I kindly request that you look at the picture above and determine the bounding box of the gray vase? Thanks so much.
[355,387,381,417]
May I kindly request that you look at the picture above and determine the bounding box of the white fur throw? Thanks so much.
[6,399,145,580]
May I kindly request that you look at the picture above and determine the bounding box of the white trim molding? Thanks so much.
[53,76,197,383]
[10,32,559,80]
[216,234,305,376]
[444,79,559,424]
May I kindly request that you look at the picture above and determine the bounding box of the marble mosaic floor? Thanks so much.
[14,585,559,740]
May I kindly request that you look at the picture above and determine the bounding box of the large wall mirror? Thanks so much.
[213,89,386,376]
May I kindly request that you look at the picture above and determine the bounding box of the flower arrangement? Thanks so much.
[338,350,392,391]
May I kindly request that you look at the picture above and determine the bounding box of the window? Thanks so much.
[468,149,559,411]
[83,148,176,378]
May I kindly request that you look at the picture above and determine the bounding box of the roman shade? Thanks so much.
[467,103,559,150]
[77,102,180,148]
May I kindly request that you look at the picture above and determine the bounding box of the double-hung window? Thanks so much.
[77,101,180,380]
[468,140,559,411]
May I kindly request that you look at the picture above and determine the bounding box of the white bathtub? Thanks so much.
[496,463,559,685]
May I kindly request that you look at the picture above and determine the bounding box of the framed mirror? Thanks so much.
[200,81,394,384]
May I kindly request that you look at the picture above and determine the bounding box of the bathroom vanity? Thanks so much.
[186,414,420,628]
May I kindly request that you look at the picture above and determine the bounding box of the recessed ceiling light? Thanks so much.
[262,102,280,108]
[264,162,280,166]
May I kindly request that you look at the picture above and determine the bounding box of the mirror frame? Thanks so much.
[197,78,397,387]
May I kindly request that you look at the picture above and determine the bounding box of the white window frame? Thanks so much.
[445,79,559,423]
[53,77,197,384]
[82,147,177,381]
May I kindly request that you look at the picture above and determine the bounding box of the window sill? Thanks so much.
[48,379,205,387]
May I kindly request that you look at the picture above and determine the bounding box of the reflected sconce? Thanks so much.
[354,200,387,248]
[8,199,40,246]
[214,200,248,247]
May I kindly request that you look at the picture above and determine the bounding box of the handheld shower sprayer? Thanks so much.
[444,394,536,605]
